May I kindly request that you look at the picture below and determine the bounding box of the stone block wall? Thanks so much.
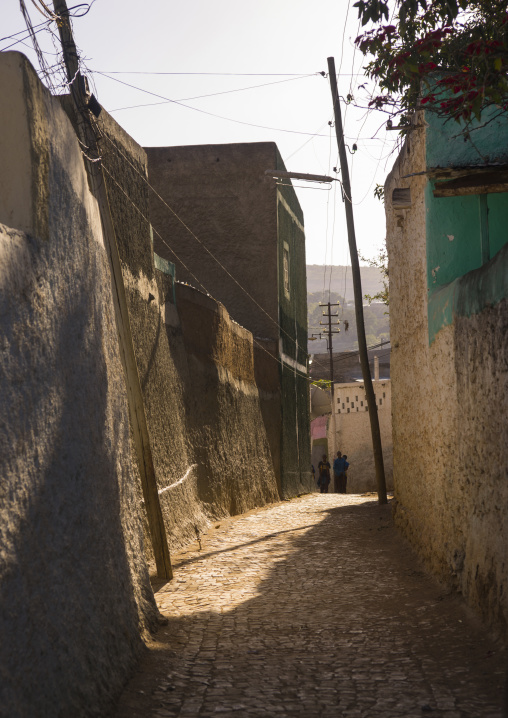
[0,51,286,717]
[0,52,158,717]
[385,114,508,639]
[96,111,282,563]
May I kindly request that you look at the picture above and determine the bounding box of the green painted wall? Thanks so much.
[426,182,483,288]
[275,148,311,495]
[427,242,508,344]
[487,193,508,257]
[425,106,508,343]
[426,105,508,170]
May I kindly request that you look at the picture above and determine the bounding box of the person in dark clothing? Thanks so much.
[333,451,350,494]
[317,455,331,494]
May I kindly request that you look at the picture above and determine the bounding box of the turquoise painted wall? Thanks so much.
[426,106,508,170]
[426,184,508,290]
[426,183,483,288]
[487,192,508,257]
[425,107,508,344]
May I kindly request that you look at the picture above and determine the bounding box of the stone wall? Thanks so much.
[95,109,282,560]
[385,114,508,639]
[0,50,286,717]
[0,52,158,717]
[144,142,312,498]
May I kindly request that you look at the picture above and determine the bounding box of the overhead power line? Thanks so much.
[101,161,293,374]
[93,70,362,76]
[108,74,318,112]
[100,132,310,370]
[97,71,334,138]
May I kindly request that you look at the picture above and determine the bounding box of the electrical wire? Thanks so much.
[322,124,334,303]
[0,17,49,43]
[18,0,56,90]
[107,74,317,112]
[100,132,312,366]
[16,10,316,371]
[100,162,288,372]
[94,70,362,77]
[0,23,48,52]
[327,177,338,299]
[337,0,352,77]
[96,71,335,139]
[283,119,331,164]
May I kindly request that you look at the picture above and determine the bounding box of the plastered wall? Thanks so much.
[0,51,286,717]
[0,53,158,717]
[96,106,281,562]
[330,381,393,493]
[385,114,508,638]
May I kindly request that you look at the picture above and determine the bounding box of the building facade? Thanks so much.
[330,379,393,493]
[309,350,393,493]
[385,107,508,638]
[145,142,312,496]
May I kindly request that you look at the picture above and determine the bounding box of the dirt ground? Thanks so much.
[112,494,507,717]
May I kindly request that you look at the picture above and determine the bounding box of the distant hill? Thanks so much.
[306,264,384,303]
[306,265,389,353]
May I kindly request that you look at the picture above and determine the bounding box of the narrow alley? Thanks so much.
[114,495,506,718]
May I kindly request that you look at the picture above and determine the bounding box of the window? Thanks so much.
[379,398,383,405]
[383,392,386,398]
[355,395,358,401]
[347,408,350,413]
[346,397,349,403]
[361,401,364,406]
[342,403,345,409]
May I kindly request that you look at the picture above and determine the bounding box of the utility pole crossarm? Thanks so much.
[327,56,387,505]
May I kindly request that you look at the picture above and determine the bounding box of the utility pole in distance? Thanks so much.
[53,0,173,577]
[327,56,387,504]
[320,302,340,460]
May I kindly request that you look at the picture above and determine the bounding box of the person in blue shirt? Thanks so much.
[333,451,349,494]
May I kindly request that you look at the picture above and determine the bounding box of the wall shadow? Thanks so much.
[113,498,506,717]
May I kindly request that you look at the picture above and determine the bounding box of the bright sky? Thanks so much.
[2,0,398,268]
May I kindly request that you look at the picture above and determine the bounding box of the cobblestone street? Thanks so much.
[114,495,506,718]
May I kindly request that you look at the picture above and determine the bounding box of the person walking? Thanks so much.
[317,455,331,494]
[333,451,349,494]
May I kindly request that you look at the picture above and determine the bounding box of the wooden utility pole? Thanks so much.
[53,0,173,577]
[319,302,340,461]
[327,56,387,504]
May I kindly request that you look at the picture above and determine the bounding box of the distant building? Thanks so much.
[145,142,311,496]
[330,378,393,493]
[309,347,391,383]
[310,352,393,493]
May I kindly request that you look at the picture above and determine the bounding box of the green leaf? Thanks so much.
[494,57,503,71]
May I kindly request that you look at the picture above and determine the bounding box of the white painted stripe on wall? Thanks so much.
[158,464,198,495]
[277,191,305,233]
[280,350,307,375]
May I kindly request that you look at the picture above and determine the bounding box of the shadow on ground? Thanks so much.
[113,496,507,718]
